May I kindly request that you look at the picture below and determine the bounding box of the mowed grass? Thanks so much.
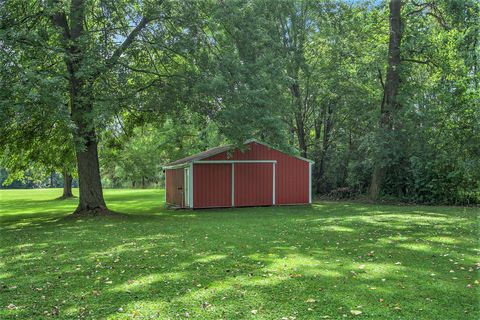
[0,189,478,319]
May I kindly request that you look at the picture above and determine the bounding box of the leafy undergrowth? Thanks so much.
[0,189,478,319]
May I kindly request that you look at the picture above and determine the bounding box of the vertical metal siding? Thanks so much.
[203,141,309,205]
[165,168,185,207]
[193,164,232,208]
[234,163,273,207]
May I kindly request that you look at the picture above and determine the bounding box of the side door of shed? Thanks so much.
[166,168,185,207]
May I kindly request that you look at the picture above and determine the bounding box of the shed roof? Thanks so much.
[165,145,233,166]
[163,139,314,169]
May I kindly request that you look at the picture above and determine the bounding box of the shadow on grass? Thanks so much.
[0,196,478,319]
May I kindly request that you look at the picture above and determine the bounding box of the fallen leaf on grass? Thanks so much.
[350,310,362,315]
[51,306,60,316]
[306,298,316,303]
[251,309,258,315]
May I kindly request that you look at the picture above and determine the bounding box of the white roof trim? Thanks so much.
[162,163,190,170]
[164,139,314,169]
[244,139,315,163]
[194,160,277,164]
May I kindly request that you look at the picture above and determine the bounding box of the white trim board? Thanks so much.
[272,162,276,205]
[194,160,277,164]
[163,163,190,170]
[164,171,167,205]
[189,162,194,208]
[163,139,314,168]
[231,163,235,207]
[308,162,312,204]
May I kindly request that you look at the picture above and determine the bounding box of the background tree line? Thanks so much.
[0,0,478,214]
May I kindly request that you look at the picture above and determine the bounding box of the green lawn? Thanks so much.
[0,189,478,319]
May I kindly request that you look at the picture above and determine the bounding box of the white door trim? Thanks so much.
[164,171,168,205]
[231,163,235,207]
[189,162,194,208]
[272,162,276,205]
[308,162,312,204]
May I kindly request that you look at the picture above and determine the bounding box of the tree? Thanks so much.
[49,0,156,214]
[1,0,478,205]
[0,27,76,197]
[369,0,403,200]
[1,0,162,214]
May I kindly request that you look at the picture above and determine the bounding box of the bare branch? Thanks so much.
[427,12,449,30]
[104,16,151,71]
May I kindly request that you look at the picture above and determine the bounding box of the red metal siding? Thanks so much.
[193,164,232,208]
[204,141,309,205]
[166,168,185,207]
[234,163,273,207]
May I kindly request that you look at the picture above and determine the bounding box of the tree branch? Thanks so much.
[377,67,385,90]
[405,3,429,16]
[50,10,71,41]
[427,12,449,30]
[402,58,430,65]
[104,16,151,71]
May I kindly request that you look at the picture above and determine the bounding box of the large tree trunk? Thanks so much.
[62,170,74,198]
[68,1,108,215]
[369,0,403,201]
[71,90,109,215]
[52,0,110,215]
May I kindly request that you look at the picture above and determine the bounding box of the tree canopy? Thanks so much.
[1,0,478,210]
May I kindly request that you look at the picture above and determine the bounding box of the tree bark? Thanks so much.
[61,0,109,215]
[315,104,334,193]
[291,83,307,158]
[71,87,108,215]
[369,0,403,201]
[62,171,74,198]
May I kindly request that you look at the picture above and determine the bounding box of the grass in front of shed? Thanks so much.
[0,188,478,319]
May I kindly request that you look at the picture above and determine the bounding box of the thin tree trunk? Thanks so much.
[291,83,307,158]
[369,0,403,201]
[315,104,334,193]
[62,171,74,198]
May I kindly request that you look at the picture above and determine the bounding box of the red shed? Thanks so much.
[163,139,313,209]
